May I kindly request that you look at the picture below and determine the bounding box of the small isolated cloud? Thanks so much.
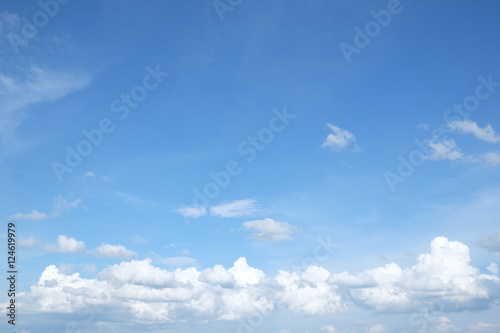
[45,235,86,253]
[242,218,299,242]
[448,119,500,143]
[478,231,500,256]
[321,325,338,333]
[92,243,137,259]
[19,235,40,248]
[367,324,386,333]
[210,199,259,218]
[487,263,498,275]
[436,316,459,332]
[9,210,48,221]
[425,139,464,161]
[83,171,95,177]
[322,123,358,152]
[176,206,207,218]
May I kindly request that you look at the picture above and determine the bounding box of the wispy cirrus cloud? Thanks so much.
[210,199,260,218]
[9,195,82,221]
[176,198,261,219]
[448,119,500,143]
[0,66,91,155]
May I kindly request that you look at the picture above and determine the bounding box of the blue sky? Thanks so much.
[1,0,500,332]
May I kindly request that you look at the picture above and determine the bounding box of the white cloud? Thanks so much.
[331,236,500,313]
[16,237,500,328]
[9,210,48,221]
[448,119,500,143]
[45,235,86,253]
[425,139,464,161]
[481,152,500,166]
[83,171,95,177]
[367,324,386,333]
[436,316,459,332]
[52,196,83,218]
[321,325,338,333]
[487,263,498,275]
[23,257,273,322]
[210,199,259,218]
[242,218,299,242]
[322,123,358,152]
[276,265,346,316]
[9,195,82,221]
[19,235,40,248]
[92,244,137,259]
[0,66,90,154]
[175,206,207,218]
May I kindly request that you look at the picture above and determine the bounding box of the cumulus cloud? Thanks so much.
[175,206,207,218]
[242,218,299,242]
[322,123,358,152]
[17,237,500,328]
[23,257,273,323]
[331,237,500,313]
[210,199,260,218]
[92,244,137,259]
[448,120,500,143]
[425,139,464,161]
[45,235,86,253]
